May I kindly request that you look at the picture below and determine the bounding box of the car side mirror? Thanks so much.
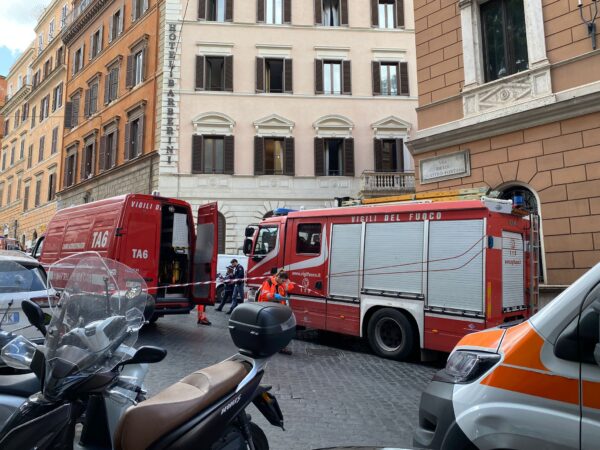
[122,346,167,366]
[21,300,47,336]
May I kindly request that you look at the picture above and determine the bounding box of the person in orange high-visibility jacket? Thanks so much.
[258,270,295,355]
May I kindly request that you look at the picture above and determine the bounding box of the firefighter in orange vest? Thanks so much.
[258,270,295,355]
[197,305,211,326]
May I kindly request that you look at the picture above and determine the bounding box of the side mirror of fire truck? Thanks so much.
[243,238,253,256]
[245,226,256,238]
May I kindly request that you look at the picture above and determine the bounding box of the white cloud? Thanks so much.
[0,0,52,53]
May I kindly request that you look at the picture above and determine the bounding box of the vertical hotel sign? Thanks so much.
[160,16,180,172]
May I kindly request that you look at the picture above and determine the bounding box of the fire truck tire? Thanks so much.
[367,308,415,361]
[148,313,160,324]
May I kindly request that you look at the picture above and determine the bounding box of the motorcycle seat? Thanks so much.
[114,360,250,450]
[0,373,39,397]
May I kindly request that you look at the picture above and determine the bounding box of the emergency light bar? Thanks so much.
[273,208,298,216]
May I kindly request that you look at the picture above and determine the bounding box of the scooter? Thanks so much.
[0,252,295,450]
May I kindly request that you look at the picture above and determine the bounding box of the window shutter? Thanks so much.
[284,137,295,175]
[284,59,293,93]
[396,138,404,172]
[89,35,93,60]
[124,122,131,160]
[254,136,264,175]
[132,0,138,21]
[137,115,145,157]
[65,102,73,128]
[81,44,85,69]
[142,45,147,81]
[52,89,56,111]
[370,0,378,26]
[372,61,381,95]
[111,129,118,168]
[342,60,351,95]
[80,148,86,180]
[99,25,104,51]
[256,57,264,93]
[341,0,348,25]
[119,6,125,33]
[195,55,205,90]
[72,97,80,127]
[315,59,323,94]
[314,0,322,24]
[49,56,54,72]
[284,0,291,23]
[74,152,78,185]
[399,62,409,95]
[126,54,134,88]
[84,89,90,118]
[99,135,107,171]
[343,138,354,176]
[314,138,324,176]
[257,0,264,22]
[225,0,233,21]
[198,0,206,19]
[224,55,233,92]
[111,68,119,100]
[143,0,148,14]
[396,0,404,27]
[224,135,235,174]
[52,128,58,154]
[192,135,203,173]
[104,75,111,104]
[374,138,383,172]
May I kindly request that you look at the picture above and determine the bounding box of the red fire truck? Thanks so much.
[243,198,537,360]
[33,194,219,321]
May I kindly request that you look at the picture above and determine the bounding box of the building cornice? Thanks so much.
[0,85,31,116]
[28,65,66,100]
[62,0,113,46]
[408,82,600,155]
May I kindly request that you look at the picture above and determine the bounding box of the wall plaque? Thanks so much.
[419,150,470,184]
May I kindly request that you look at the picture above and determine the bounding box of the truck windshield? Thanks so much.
[254,226,278,256]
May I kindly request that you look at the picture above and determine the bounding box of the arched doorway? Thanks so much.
[217,212,226,254]
[498,184,544,283]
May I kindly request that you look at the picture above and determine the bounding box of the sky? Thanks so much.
[0,0,51,76]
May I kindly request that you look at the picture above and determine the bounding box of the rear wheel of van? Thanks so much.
[367,308,415,361]
[215,286,224,304]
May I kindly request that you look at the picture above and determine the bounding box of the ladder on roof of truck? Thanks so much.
[529,213,541,314]
[344,187,491,206]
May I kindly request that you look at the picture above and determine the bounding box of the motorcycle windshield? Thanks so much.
[44,252,147,396]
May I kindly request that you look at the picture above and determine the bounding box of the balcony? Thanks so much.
[62,0,111,45]
[359,171,415,198]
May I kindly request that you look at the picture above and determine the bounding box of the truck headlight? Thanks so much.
[433,350,500,384]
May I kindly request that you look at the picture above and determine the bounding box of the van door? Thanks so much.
[192,202,218,305]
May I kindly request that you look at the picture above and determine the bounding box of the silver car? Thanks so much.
[0,251,53,337]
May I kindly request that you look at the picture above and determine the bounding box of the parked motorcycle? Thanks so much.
[0,252,296,449]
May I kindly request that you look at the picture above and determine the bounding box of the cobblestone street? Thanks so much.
[138,308,440,450]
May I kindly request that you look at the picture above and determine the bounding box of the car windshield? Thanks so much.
[0,261,45,293]
[254,226,278,255]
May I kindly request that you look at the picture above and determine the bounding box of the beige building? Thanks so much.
[0,0,69,248]
[158,0,419,252]
[409,0,600,294]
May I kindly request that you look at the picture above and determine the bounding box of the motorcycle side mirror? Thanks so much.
[122,346,167,366]
[21,300,47,336]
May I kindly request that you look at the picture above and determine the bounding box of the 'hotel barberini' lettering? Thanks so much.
[351,212,443,223]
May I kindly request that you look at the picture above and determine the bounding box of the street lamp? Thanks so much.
[579,0,598,50]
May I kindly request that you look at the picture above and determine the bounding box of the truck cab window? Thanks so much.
[254,227,278,255]
[297,224,322,254]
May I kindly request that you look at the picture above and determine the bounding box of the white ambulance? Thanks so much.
[414,262,600,449]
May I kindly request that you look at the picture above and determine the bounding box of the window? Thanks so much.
[82,139,95,179]
[126,111,144,160]
[44,59,52,77]
[27,145,33,169]
[70,92,81,127]
[90,28,102,59]
[16,177,21,200]
[32,71,40,88]
[49,19,55,40]
[60,4,68,28]
[38,33,44,55]
[14,110,20,128]
[264,138,284,174]
[52,83,63,111]
[110,8,123,41]
[207,0,226,21]
[6,181,11,205]
[20,139,25,160]
[3,119,9,136]
[374,138,404,172]
[0,183,4,207]
[127,45,146,88]
[297,224,321,254]
[34,177,42,207]
[480,0,528,82]
[372,61,409,96]
[101,125,118,171]
[56,46,64,65]
[51,127,59,154]
[265,59,283,93]
[38,136,45,163]
[10,143,15,165]
[319,0,347,26]
[31,106,36,128]
[378,0,394,28]
[314,136,354,177]
[85,80,99,117]
[47,172,56,201]
[132,0,148,21]
[105,65,119,103]
[266,0,283,24]
[206,57,225,91]
[17,75,22,90]
[324,61,341,95]
[204,137,225,173]
[23,183,30,211]
[134,50,143,85]
[64,149,77,187]
[21,103,28,122]
[254,226,278,255]
[191,134,234,174]
[40,96,50,122]
[73,45,84,75]
[1,151,5,171]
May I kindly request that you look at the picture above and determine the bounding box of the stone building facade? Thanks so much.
[158,0,419,253]
[58,0,161,208]
[408,0,600,290]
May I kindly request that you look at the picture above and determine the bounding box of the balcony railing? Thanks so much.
[360,171,415,196]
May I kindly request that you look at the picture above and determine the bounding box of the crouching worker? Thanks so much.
[258,270,295,355]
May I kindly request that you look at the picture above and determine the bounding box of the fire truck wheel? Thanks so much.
[367,309,415,361]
